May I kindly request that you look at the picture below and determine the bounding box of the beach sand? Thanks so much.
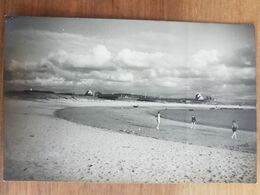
[4,98,256,183]
[56,106,256,153]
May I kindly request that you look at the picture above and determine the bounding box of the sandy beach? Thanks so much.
[4,98,256,183]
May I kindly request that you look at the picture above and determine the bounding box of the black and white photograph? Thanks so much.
[3,17,256,183]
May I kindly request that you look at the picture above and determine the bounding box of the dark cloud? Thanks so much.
[228,78,256,86]
[221,46,256,68]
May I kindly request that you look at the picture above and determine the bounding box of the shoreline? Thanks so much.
[6,96,256,110]
[159,108,256,132]
[55,105,256,154]
[4,98,257,182]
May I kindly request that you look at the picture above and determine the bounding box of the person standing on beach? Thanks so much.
[231,120,238,140]
[191,115,196,128]
[156,111,161,130]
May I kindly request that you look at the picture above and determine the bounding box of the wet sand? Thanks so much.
[160,108,256,132]
[4,98,256,183]
[56,106,256,153]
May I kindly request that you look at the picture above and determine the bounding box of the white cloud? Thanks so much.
[35,76,66,86]
[6,60,38,71]
[116,49,165,69]
[90,70,134,83]
[47,45,112,69]
[189,49,220,74]
[5,41,256,99]
[92,45,112,65]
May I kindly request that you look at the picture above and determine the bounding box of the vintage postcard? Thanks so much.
[4,17,256,183]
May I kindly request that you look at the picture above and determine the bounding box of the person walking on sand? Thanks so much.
[156,111,161,130]
[191,115,196,128]
[231,120,238,140]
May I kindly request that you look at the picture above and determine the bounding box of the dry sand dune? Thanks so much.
[4,98,256,183]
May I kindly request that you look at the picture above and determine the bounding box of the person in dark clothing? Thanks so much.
[191,115,196,128]
[231,120,238,140]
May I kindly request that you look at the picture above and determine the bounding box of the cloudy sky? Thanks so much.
[4,17,256,101]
